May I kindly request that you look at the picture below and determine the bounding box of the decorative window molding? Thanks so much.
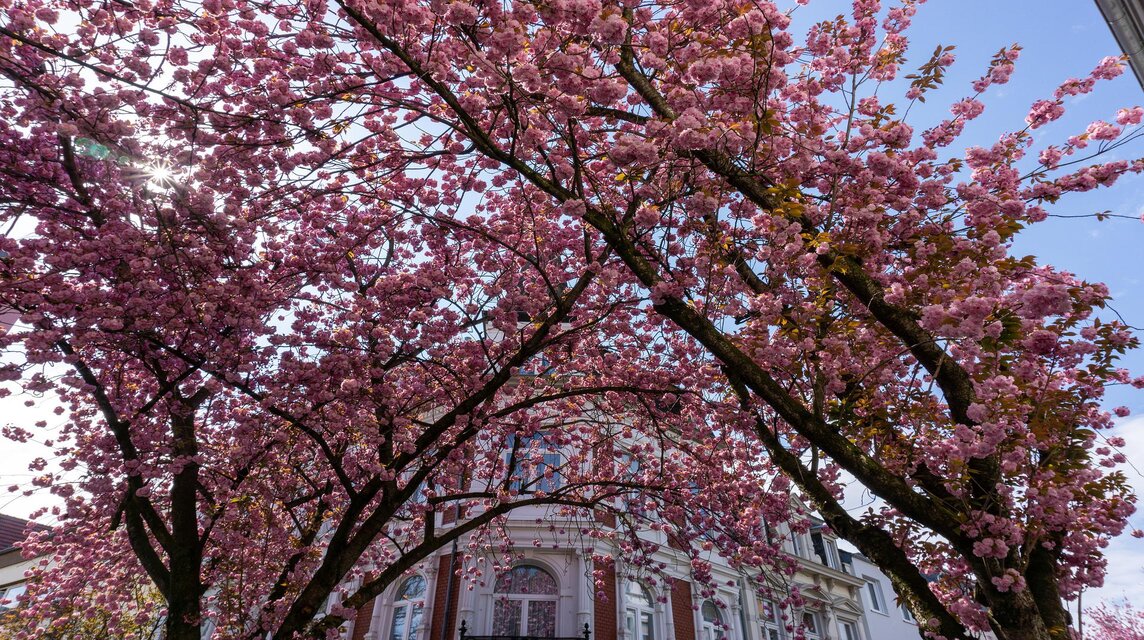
[491,564,560,636]
[623,581,656,640]
[388,575,427,640]
[700,600,726,640]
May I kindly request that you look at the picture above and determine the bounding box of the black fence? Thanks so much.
[459,620,591,640]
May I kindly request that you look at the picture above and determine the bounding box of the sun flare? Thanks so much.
[146,162,176,184]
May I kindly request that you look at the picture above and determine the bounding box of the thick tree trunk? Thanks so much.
[1025,546,1072,640]
[165,615,204,640]
[167,408,206,640]
[983,548,1072,640]
[987,589,1054,640]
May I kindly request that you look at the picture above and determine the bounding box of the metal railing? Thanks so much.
[458,620,591,640]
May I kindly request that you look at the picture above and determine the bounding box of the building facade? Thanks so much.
[344,507,873,640]
[839,551,919,640]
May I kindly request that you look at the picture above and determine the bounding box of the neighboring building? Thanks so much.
[337,320,873,640]
[1095,0,1144,89]
[0,514,48,615]
[840,552,1002,640]
[839,551,919,640]
[760,520,867,640]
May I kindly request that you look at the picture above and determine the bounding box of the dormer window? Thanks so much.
[810,532,839,570]
[789,531,807,558]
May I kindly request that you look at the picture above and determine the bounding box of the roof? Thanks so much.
[1095,0,1144,89]
[0,514,49,554]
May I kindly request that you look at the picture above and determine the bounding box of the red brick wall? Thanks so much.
[430,553,461,640]
[593,509,617,528]
[671,579,695,640]
[351,596,377,640]
[593,562,617,640]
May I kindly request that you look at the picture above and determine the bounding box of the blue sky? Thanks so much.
[804,0,1144,610]
[939,0,1144,605]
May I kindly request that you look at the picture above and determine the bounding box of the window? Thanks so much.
[0,583,25,612]
[518,353,554,376]
[800,612,820,640]
[760,600,784,640]
[507,434,561,493]
[825,540,838,569]
[700,600,725,640]
[810,533,839,570]
[389,576,426,640]
[789,532,806,558]
[901,603,916,623]
[618,451,643,510]
[623,581,655,640]
[863,578,886,614]
[840,621,861,640]
[492,565,559,636]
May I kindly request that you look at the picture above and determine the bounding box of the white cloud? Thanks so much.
[1085,415,1144,606]
[0,383,67,522]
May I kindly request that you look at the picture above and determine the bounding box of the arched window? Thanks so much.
[701,601,725,640]
[623,581,654,640]
[389,576,427,640]
[492,564,559,637]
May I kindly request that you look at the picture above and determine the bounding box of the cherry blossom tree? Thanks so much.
[0,0,1141,640]
[0,16,779,638]
[0,576,164,640]
[305,3,1140,639]
[1086,600,1144,640]
[0,104,762,640]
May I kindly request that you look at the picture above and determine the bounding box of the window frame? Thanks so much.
[388,575,427,640]
[491,564,560,637]
[800,611,821,640]
[789,531,807,558]
[760,599,784,640]
[623,580,656,640]
[839,620,862,640]
[700,600,726,640]
[0,583,26,612]
[506,433,562,494]
[823,539,839,570]
[862,577,887,614]
[810,532,839,570]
